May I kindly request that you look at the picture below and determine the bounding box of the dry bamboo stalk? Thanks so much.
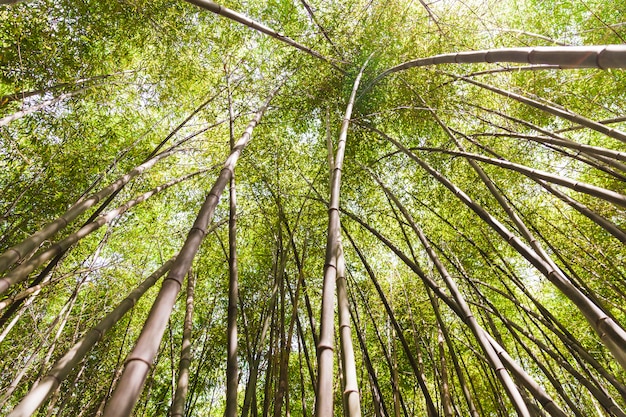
[6,259,175,417]
[0,170,206,296]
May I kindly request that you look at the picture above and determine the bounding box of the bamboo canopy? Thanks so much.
[2,1,626,417]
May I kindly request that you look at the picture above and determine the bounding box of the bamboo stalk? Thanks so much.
[373,45,626,85]
[170,270,196,417]
[314,56,369,417]
[367,125,626,372]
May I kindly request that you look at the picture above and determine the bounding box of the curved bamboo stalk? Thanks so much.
[534,179,626,243]
[6,259,175,417]
[314,56,369,417]
[372,45,626,85]
[461,103,626,178]
[0,169,208,296]
[341,209,564,417]
[184,0,345,72]
[457,76,626,144]
[344,228,440,417]
[0,87,90,127]
[101,82,281,417]
[415,147,626,208]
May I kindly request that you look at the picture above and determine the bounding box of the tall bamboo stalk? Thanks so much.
[314,57,369,417]
[170,270,196,417]
[336,242,361,416]
[225,69,239,417]
[101,83,281,417]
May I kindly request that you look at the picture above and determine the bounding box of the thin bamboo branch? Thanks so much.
[0,169,208,296]
[0,148,179,275]
[184,0,345,72]
[413,146,626,208]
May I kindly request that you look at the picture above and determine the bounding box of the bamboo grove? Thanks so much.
[1,0,626,416]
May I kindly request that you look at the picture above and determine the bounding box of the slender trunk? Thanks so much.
[0,147,177,276]
[336,242,361,416]
[225,68,239,417]
[170,270,196,417]
[184,0,344,72]
[457,75,626,144]
[349,302,390,417]
[315,56,369,417]
[427,288,480,417]
[413,146,626,208]
[370,170,530,417]
[344,229,438,417]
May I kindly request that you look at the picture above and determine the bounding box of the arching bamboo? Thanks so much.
[184,0,345,72]
[372,45,626,85]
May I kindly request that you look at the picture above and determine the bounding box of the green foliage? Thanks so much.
[0,0,625,416]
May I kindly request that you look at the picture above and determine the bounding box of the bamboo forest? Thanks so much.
[2,0,626,415]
